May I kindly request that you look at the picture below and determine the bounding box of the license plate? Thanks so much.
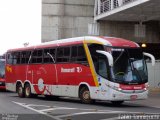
[130,95,137,100]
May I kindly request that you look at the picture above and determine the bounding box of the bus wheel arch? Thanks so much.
[16,81,24,98]
[79,84,93,104]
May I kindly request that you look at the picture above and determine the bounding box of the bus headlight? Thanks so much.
[118,88,122,91]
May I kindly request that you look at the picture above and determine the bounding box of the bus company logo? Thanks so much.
[61,67,82,73]
[61,68,75,73]
[6,66,12,73]
[76,67,82,73]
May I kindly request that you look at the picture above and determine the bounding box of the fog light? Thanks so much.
[118,88,122,91]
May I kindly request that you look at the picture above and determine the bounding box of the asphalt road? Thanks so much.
[0,91,160,120]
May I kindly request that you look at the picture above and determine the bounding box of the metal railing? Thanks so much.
[95,0,138,15]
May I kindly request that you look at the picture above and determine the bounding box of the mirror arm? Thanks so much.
[96,50,113,66]
[143,52,155,66]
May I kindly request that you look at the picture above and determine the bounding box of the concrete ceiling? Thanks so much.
[96,0,160,22]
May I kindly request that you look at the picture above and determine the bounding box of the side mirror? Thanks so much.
[143,52,155,66]
[96,50,113,66]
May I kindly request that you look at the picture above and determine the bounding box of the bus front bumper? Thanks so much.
[110,89,148,101]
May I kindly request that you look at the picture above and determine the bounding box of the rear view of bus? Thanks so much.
[0,59,5,90]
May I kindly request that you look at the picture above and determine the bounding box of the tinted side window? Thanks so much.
[64,47,70,56]
[13,52,21,64]
[31,50,43,64]
[21,51,31,64]
[71,45,88,63]
[0,60,5,78]
[7,53,13,64]
[43,49,50,63]
[31,50,37,63]
[56,47,70,63]
[78,46,85,56]
[43,48,56,63]
[71,46,77,57]
[26,51,32,64]
[7,51,31,64]
[21,51,26,64]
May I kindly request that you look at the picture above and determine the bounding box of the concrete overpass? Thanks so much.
[42,0,160,43]
[94,0,160,22]
[92,0,160,44]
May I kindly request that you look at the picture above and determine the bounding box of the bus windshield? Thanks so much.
[0,59,5,78]
[110,48,148,84]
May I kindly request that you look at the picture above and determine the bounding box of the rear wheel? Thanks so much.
[17,84,24,98]
[79,87,93,104]
[24,84,32,98]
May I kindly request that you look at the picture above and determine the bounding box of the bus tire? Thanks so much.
[79,87,92,104]
[17,84,24,98]
[111,101,124,105]
[24,83,32,98]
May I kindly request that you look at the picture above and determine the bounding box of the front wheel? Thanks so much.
[79,87,93,104]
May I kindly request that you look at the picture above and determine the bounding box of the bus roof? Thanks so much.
[7,36,139,52]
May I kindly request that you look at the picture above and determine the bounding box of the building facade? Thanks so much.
[42,0,95,42]
[42,0,160,44]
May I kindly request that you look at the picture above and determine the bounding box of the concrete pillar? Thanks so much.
[97,0,101,15]
[42,0,65,42]
[42,0,94,42]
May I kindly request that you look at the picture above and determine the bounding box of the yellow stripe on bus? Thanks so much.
[83,42,99,87]
[84,40,103,45]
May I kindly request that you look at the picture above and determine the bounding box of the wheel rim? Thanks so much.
[18,87,23,96]
[83,91,90,100]
[25,87,30,97]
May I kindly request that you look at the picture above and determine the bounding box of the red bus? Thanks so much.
[5,36,155,104]
[0,59,6,90]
